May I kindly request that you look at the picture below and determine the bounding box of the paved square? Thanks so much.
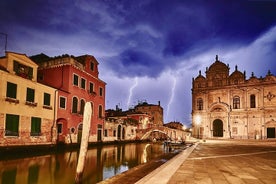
[168,141,276,184]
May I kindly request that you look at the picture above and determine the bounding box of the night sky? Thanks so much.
[1,0,276,126]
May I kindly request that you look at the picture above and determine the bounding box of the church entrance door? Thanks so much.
[213,119,223,137]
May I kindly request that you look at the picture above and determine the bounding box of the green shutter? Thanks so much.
[26,88,35,102]
[44,93,50,106]
[7,82,17,99]
[31,117,41,135]
[5,114,19,136]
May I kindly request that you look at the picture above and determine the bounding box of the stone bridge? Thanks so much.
[136,126,190,141]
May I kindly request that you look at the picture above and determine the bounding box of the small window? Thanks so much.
[80,99,85,114]
[57,123,62,134]
[59,96,66,109]
[89,82,94,93]
[6,82,17,99]
[5,114,19,136]
[81,78,86,89]
[13,60,33,80]
[43,93,51,106]
[233,96,240,109]
[113,130,116,136]
[72,97,78,113]
[99,87,103,96]
[26,88,35,102]
[31,117,41,136]
[90,62,94,71]
[104,129,108,137]
[73,74,79,86]
[250,94,256,108]
[197,98,203,110]
[98,105,103,118]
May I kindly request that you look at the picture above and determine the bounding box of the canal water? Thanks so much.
[0,143,177,184]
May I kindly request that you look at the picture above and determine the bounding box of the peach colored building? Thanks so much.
[0,52,56,146]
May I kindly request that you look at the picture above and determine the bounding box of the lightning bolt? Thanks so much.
[127,77,138,108]
[166,77,176,121]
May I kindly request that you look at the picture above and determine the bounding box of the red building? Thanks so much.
[31,54,106,144]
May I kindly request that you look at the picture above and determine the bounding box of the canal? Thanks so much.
[0,142,181,184]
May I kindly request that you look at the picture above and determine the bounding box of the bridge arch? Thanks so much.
[140,129,169,140]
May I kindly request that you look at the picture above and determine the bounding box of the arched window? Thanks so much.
[98,105,103,118]
[72,97,78,113]
[250,94,256,108]
[80,99,85,114]
[196,98,203,110]
[233,96,240,109]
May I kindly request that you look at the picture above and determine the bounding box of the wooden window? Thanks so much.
[73,74,79,86]
[13,60,33,80]
[43,93,51,106]
[31,117,41,136]
[99,87,103,96]
[250,94,256,108]
[57,123,62,134]
[6,82,17,99]
[89,82,94,93]
[72,97,78,113]
[26,88,35,102]
[90,62,94,71]
[5,114,19,136]
[81,78,86,89]
[80,99,85,114]
[98,105,103,118]
[59,96,66,109]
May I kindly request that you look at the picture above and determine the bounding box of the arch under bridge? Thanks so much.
[137,126,189,141]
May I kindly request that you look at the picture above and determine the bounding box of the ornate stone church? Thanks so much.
[192,55,276,139]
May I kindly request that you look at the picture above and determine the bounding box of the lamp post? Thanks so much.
[195,115,201,139]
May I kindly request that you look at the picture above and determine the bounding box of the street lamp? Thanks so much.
[195,115,201,139]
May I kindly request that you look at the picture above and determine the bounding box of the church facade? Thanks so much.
[192,56,276,139]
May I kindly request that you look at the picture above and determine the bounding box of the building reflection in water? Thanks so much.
[0,143,168,183]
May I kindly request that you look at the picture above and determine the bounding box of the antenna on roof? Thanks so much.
[0,32,8,52]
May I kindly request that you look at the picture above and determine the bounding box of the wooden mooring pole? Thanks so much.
[75,102,92,184]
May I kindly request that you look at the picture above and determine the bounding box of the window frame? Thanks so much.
[196,98,203,110]
[73,73,79,86]
[43,93,51,106]
[6,82,17,99]
[59,96,66,109]
[31,117,41,136]
[99,87,103,96]
[250,94,256,108]
[5,114,19,136]
[233,96,240,109]
[81,78,86,89]
[72,96,78,113]
[26,87,35,103]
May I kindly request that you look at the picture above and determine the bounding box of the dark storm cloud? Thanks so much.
[1,0,276,124]
[1,0,276,78]
[106,49,164,78]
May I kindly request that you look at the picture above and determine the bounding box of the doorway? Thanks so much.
[213,119,223,137]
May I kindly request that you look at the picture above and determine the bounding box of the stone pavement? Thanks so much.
[135,140,276,184]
